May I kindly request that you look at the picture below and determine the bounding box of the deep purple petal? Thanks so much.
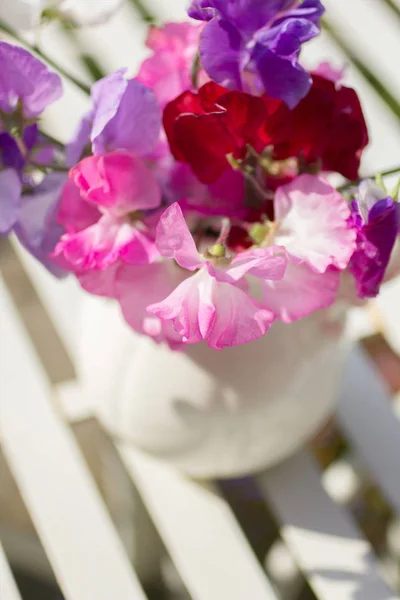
[190,0,297,37]
[0,133,25,171]
[91,70,161,156]
[0,42,62,119]
[253,46,311,108]
[23,123,39,151]
[188,0,216,21]
[350,200,398,298]
[200,18,245,89]
[14,173,67,277]
[274,0,325,26]
[368,196,395,223]
[0,169,22,234]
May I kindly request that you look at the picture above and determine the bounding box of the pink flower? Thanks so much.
[54,151,161,270]
[137,22,205,108]
[147,203,287,349]
[260,174,357,322]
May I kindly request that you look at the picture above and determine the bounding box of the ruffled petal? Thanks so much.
[148,267,275,349]
[54,215,138,270]
[274,174,356,272]
[70,152,161,213]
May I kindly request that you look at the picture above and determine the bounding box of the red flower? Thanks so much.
[164,76,368,185]
[163,82,288,184]
[273,74,369,180]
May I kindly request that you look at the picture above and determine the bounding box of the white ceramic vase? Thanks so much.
[94,303,349,479]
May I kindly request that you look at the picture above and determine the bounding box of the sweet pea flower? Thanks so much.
[68,71,161,162]
[272,73,369,180]
[54,151,161,270]
[137,22,205,108]
[147,203,287,349]
[0,0,123,31]
[163,81,288,183]
[188,0,325,108]
[349,179,399,298]
[259,174,357,322]
[0,41,62,120]
[148,175,356,348]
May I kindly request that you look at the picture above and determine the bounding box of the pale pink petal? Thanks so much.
[70,151,161,214]
[155,202,202,270]
[57,179,99,232]
[222,245,287,282]
[77,262,121,298]
[261,258,340,323]
[148,267,275,349]
[54,214,137,270]
[116,262,184,346]
[274,174,356,273]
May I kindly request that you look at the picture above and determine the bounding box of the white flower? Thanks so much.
[0,0,123,30]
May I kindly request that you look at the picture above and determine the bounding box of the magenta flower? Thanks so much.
[188,0,325,108]
[350,179,399,298]
[54,151,162,271]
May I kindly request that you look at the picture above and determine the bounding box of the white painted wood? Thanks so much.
[0,280,147,600]
[258,451,396,600]
[337,345,400,516]
[118,446,279,600]
[0,542,22,600]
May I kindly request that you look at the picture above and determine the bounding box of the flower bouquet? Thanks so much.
[1,0,399,476]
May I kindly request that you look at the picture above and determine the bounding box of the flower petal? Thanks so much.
[274,174,356,272]
[91,71,161,156]
[261,259,340,323]
[223,246,287,282]
[155,203,201,270]
[70,152,161,213]
[0,168,21,234]
[116,261,184,346]
[54,214,137,270]
[148,267,275,349]
[0,41,62,118]
[15,172,66,276]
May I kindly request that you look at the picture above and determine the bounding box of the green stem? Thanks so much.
[381,0,400,22]
[338,165,400,192]
[129,0,157,23]
[0,21,91,95]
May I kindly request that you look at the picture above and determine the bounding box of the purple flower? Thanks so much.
[68,69,161,161]
[0,41,62,120]
[350,179,399,298]
[188,0,325,108]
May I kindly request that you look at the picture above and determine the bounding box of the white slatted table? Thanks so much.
[1,1,400,599]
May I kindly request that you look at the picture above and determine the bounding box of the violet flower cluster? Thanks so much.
[0,1,399,350]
